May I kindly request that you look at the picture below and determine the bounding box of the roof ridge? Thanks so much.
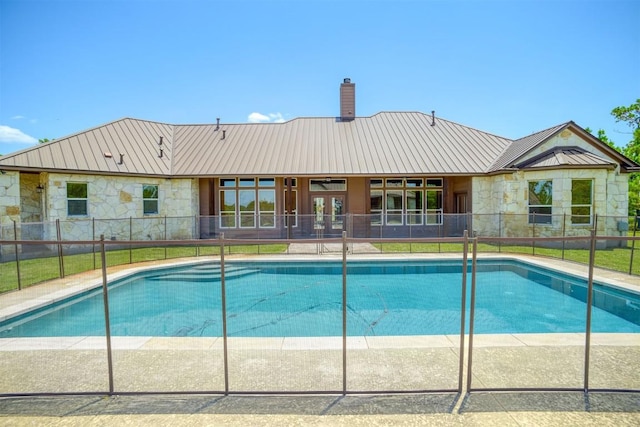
[514,121,572,141]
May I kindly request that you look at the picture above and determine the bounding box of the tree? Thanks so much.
[586,100,640,215]
[610,100,640,215]
[38,138,52,144]
[612,99,640,164]
[585,127,618,150]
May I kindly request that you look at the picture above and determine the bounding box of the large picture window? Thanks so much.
[219,178,276,229]
[528,180,552,224]
[571,179,593,225]
[369,178,442,225]
[143,185,158,215]
[67,182,88,216]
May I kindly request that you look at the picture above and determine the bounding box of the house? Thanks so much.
[0,79,637,248]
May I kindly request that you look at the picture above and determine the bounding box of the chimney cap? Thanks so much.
[343,78,351,84]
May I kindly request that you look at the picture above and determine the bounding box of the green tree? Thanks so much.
[38,138,52,144]
[585,127,618,149]
[611,100,640,215]
[612,99,640,163]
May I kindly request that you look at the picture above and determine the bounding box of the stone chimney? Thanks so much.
[340,78,355,121]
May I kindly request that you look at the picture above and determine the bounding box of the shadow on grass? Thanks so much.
[1,391,638,417]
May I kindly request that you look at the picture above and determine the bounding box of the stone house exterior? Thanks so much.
[0,80,637,249]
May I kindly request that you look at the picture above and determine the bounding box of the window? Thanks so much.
[258,189,275,227]
[370,189,383,225]
[67,183,88,216]
[406,189,423,224]
[143,185,158,215]
[425,189,443,224]
[528,180,552,224]
[220,189,237,228]
[219,177,276,228]
[309,179,347,191]
[239,189,255,227]
[386,190,404,225]
[571,179,593,225]
[369,178,442,225]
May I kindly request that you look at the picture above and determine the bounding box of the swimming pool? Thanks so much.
[1,259,639,337]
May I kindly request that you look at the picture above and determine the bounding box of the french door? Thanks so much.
[312,194,345,236]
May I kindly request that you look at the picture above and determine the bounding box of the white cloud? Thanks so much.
[248,112,270,123]
[0,125,38,144]
[248,112,286,123]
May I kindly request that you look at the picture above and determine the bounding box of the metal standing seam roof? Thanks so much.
[514,147,617,169]
[0,118,174,176]
[1,112,629,177]
[171,112,514,176]
[487,122,570,171]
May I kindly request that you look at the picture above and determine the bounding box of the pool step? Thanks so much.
[147,266,259,282]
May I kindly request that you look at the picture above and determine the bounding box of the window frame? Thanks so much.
[66,182,88,217]
[528,180,553,224]
[369,177,442,226]
[571,179,593,225]
[142,184,159,215]
[218,177,276,229]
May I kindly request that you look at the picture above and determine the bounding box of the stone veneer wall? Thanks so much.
[472,168,628,238]
[0,171,20,228]
[44,173,199,241]
[472,129,630,240]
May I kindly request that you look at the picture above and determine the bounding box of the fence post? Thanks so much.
[466,235,478,392]
[498,212,502,253]
[100,235,115,394]
[219,233,229,395]
[56,219,65,278]
[195,215,200,257]
[630,217,637,275]
[13,220,22,291]
[92,217,96,270]
[458,230,469,393]
[562,213,566,260]
[164,216,167,260]
[583,229,596,391]
[342,230,348,394]
[532,212,536,256]
[129,216,133,264]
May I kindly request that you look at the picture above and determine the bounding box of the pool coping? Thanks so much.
[1,252,639,341]
[1,332,639,351]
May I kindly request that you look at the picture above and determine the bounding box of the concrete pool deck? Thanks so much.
[1,252,639,424]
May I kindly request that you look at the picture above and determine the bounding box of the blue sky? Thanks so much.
[0,0,638,155]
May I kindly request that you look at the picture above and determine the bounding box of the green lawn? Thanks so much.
[374,241,640,275]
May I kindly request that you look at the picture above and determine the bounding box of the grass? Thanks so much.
[1,239,639,294]
[374,241,640,275]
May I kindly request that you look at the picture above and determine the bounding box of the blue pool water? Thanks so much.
[1,260,639,337]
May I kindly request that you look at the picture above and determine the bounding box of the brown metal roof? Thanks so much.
[488,122,569,171]
[514,147,616,169]
[1,113,630,177]
[0,118,173,176]
[172,112,512,176]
